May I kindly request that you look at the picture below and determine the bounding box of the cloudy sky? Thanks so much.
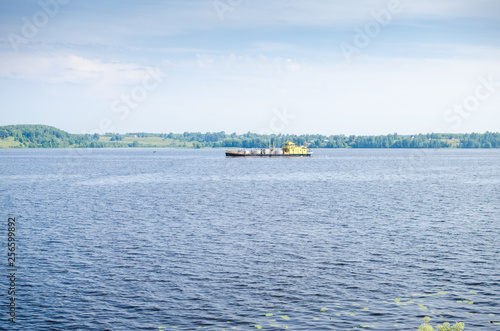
[1,0,499,135]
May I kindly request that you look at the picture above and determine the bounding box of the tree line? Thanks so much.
[0,125,102,148]
[1,125,499,148]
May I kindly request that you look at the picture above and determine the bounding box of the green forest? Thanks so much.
[1,124,499,149]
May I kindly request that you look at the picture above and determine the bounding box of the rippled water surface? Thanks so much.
[1,148,499,330]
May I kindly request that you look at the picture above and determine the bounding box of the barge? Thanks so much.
[225,141,312,157]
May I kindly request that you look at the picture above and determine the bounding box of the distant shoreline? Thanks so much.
[1,124,499,149]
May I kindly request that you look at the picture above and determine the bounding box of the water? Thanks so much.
[0,148,499,330]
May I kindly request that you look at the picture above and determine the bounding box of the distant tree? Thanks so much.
[0,129,8,139]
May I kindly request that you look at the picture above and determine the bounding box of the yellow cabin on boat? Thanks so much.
[282,141,308,155]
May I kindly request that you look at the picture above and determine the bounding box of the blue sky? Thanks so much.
[1,0,499,135]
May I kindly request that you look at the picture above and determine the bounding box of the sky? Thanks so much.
[0,0,499,135]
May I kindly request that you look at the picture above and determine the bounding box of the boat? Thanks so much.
[225,141,312,157]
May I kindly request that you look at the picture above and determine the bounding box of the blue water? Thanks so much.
[0,148,499,330]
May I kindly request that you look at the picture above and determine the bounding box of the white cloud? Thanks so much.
[107,52,500,134]
[2,54,147,84]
